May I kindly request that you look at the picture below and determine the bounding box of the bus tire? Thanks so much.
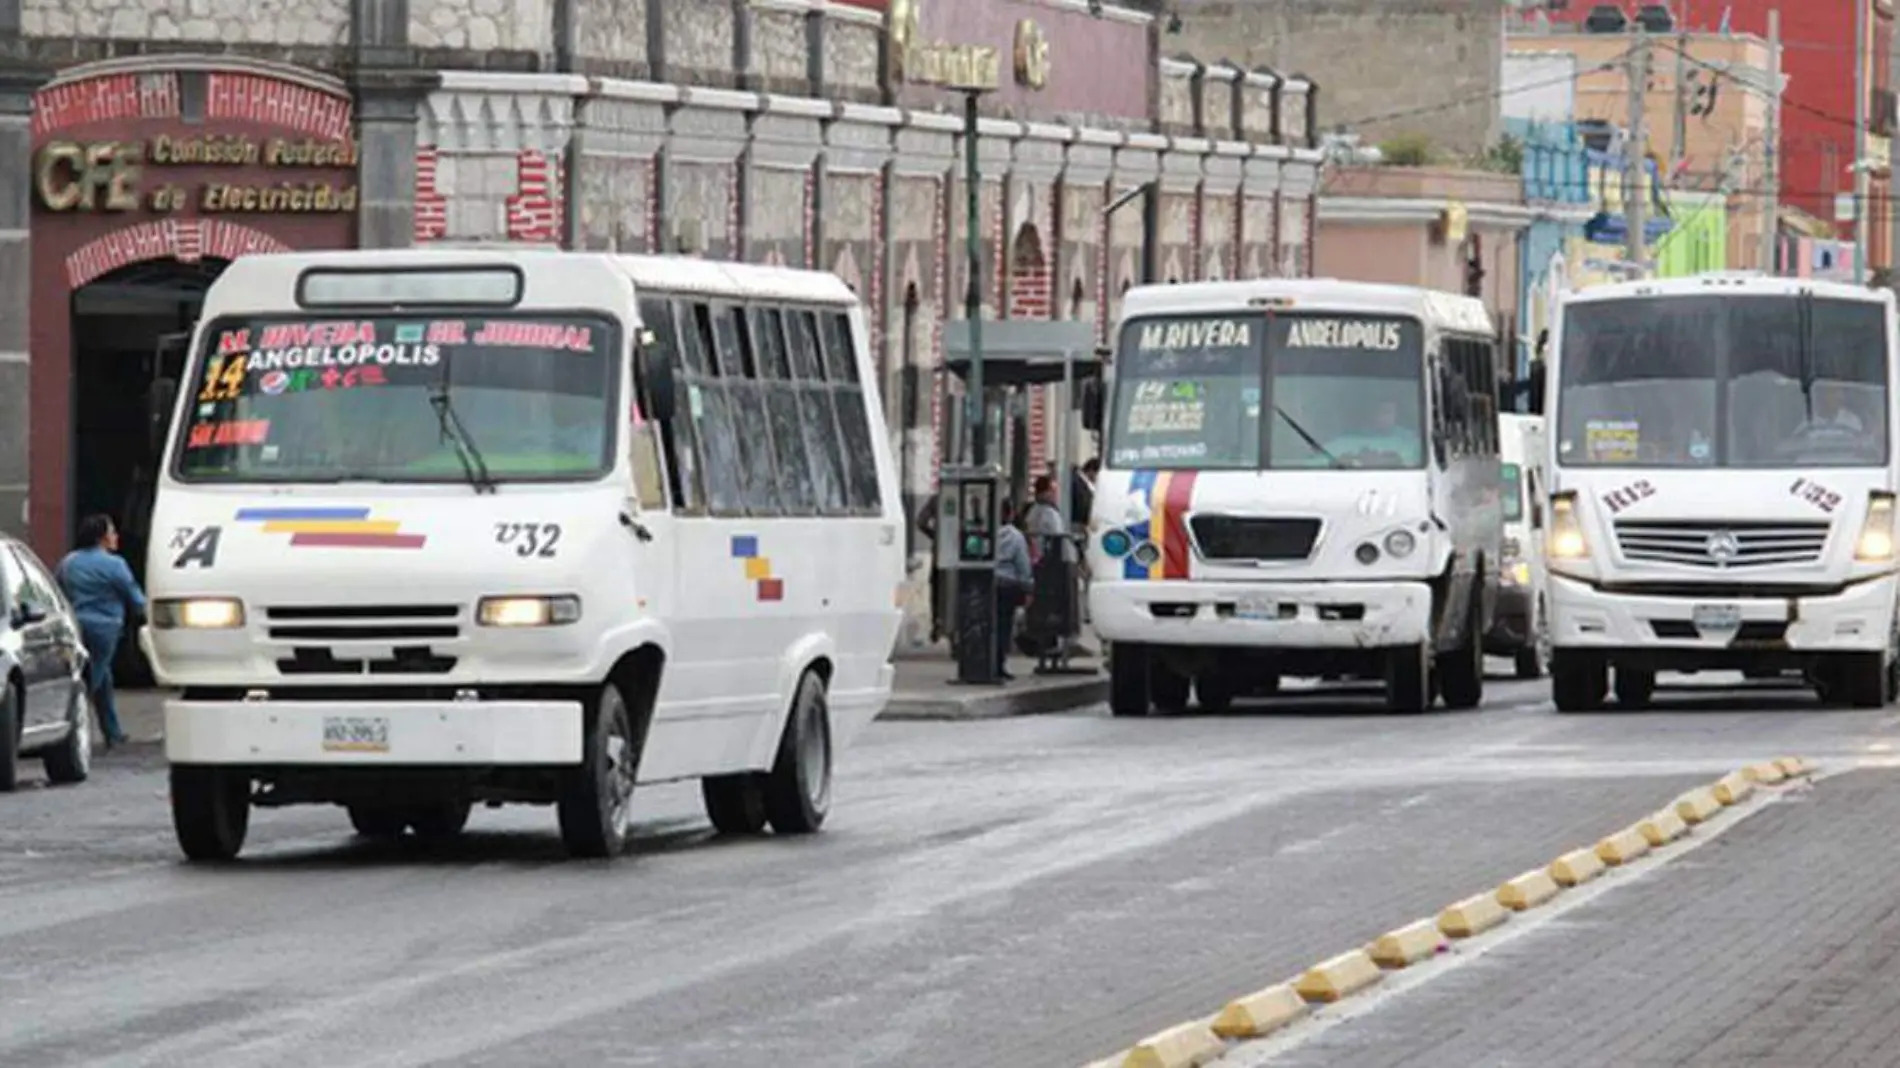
[1552,652,1608,713]
[1150,662,1192,714]
[1194,674,1236,714]
[1836,653,1888,709]
[1438,596,1485,711]
[1613,666,1656,708]
[702,774,769,835]
[348,805,408,839]
[1108,644,1152,718]
[171,766,250,862]
[408,801,472,841]
[763,670,832,836]
[557,681,639,859]
[1385,643,1433,714]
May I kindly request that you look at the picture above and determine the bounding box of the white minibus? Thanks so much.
[1545,273,1899,709]
[1087,279,1503,714]
[1487,412,1549,677]
[141,248,903,859]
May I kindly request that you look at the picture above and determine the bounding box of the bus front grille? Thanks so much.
[264,604,462,642]
[1190,515,1322,562]
[1613,520,1830,569]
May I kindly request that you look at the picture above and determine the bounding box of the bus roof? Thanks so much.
[198,246,858,320]
[1561,271,1896,308]
[1119,278,1494,336]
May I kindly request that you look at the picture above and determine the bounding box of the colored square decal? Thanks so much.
[730,534,759,558]
[395,323,426,343]
[744,557,772,580]
[757,578,784,602]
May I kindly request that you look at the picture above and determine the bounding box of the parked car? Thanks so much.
[0,534,92,790]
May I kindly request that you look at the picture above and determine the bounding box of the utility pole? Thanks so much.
[1854,0,1869,283]
[1627,26,1651,276]
[1671,24,1689,180]
[1763,9,1781,273]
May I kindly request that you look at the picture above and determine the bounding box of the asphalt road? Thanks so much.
[2,666,1896,1068]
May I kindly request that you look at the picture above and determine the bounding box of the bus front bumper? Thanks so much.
[1089,579,1433,650]
[1549,573,1897,654]
[164,698,585,766]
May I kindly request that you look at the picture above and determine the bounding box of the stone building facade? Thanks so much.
[12,0,1322,644]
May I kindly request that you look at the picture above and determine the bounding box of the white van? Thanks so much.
[1088,279,1504,714]
[1487,412,1548,677]
[140,248,904,860]
[1545,273,1899,709]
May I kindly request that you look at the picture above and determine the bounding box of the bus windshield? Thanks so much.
[174,313,618,484]
[1556,294,1890,469]
[1107,311,1425,470]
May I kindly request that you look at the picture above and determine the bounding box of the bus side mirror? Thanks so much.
[634,341,677,424]
[147,377,178,453]
[1525,362,1546,415]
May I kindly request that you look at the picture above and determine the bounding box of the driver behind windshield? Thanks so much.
[1796,380,1865,434]
[1325,399,1421,466]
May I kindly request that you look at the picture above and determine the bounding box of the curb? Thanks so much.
[878,675,1107,720]
[1082,758,1818,1068]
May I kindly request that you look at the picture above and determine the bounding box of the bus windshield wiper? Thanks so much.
[1798,289,1816,422]
[428,375,496,494]
[1275,405,1344,468]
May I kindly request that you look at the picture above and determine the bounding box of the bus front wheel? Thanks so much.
[172,766,251,862]
[1552,652,1608,713]
[1108,643,1152,718]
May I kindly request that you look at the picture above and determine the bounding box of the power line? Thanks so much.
[1335,48,1635,132]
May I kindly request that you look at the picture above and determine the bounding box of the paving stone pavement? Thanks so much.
[1270,768,1900,1068]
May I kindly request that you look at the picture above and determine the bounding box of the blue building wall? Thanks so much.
[1511,118,1591,379]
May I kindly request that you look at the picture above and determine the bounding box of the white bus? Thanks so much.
[1486,412,1549,677]
[140,248,904,860]
[1545,273,1899,710]
[1087,279,1504,715]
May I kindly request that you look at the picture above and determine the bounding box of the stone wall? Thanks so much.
[1172,0,1500,156]
[412,71,1324,647]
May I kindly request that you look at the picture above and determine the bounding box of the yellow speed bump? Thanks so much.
[1743,761,1787,785]
[1368,918,1445,968]
[1119,1019,1225,1068]
[1675,787,1721,825]
[1211,983,1308,1040]
[1497,868,1561,911]
[1776,756,1814,778]
[1439,891,1509,938]
[1595,825,1651,866]
[1638,808,1688,847]
[1550,847,1606,887]
[1713,771,1755,806]
[1296,949,1383,1002]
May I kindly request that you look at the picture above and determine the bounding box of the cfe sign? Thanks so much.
[36,141,140,212]
[34,135,360,215]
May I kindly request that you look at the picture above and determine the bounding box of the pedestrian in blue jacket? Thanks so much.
[54,515,146,748]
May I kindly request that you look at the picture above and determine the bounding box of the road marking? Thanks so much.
[1210,772,1814,1066]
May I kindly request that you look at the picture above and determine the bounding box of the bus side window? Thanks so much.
[683,302,747,515]
[788,308,850,515]
[752,305,817,515]
[636,296,702,512]
[1428,354,1450,467]
[817,310,881,512]
[718,303,785,517]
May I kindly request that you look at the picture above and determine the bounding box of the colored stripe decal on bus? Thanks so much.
[1123,470,1158,580]
[1156,471,1198,580]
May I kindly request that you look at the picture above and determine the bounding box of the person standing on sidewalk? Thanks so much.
[994,500,1035,682]
[54,514,146,749]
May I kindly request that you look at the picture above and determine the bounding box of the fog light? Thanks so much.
[1101,529,1133,557]
[1355,542,1380,565]
[1384,530,1417,557]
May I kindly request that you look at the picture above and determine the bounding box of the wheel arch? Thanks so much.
[747,632,837,770]
[604,642,666,769]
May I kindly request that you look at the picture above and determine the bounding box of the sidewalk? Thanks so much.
[882,646,1107,721]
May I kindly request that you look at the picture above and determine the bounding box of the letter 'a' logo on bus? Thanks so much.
[172,526,222,569]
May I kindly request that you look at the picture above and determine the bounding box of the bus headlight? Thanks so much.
[477,595,582,627]
[1548,492,1589,560]
[151,598,246,630]
[1856,492,1896,562]
[1383,529,1417,558]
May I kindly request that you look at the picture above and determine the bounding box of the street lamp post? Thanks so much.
[960,86,990,469]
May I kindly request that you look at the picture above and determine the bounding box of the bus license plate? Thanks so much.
[1237,596,1278,620]
[1692,604,1742,631]
[323,716,390,753]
